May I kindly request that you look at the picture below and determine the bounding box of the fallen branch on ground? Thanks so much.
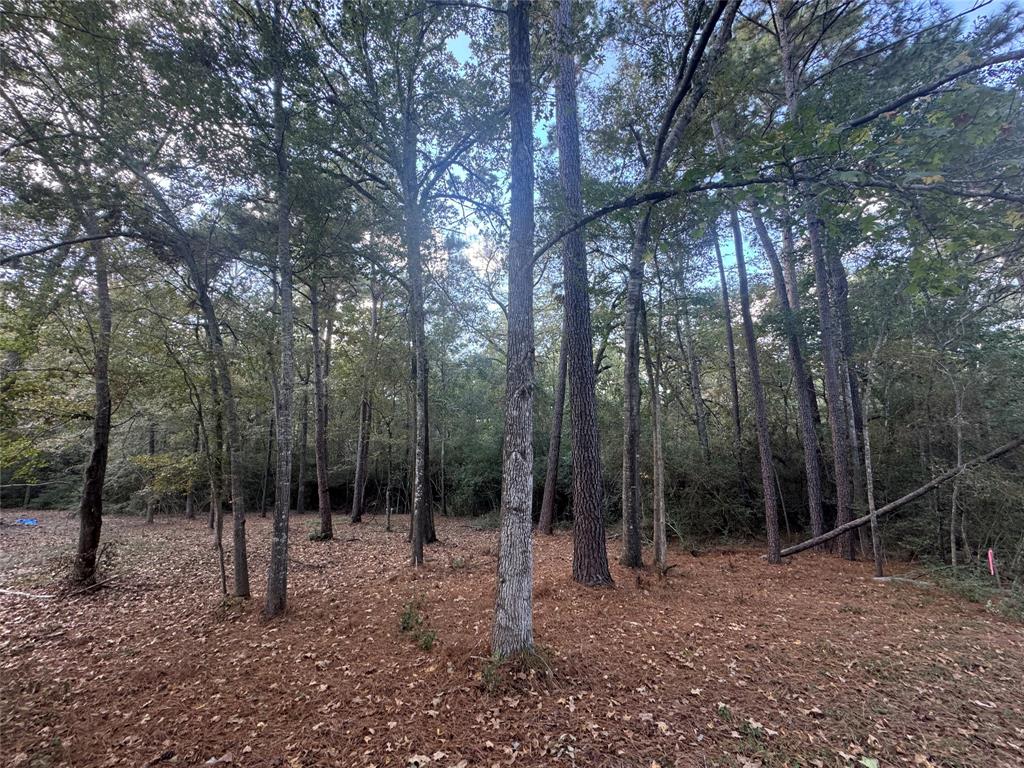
[780,434,1024,557]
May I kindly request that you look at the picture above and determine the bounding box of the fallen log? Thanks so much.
[781,434,1024,558]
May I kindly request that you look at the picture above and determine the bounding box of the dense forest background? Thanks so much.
[2,0,1023,618]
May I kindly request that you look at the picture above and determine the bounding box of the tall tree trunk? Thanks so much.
[311,281,332,538]
[185,421,199,519]
[145,420,157,524]
[74,236,111,585]
[492,0,536,659]
[775,1,854,558]
[295,374,308,516]
[641,300,667,568]
[266,2,294,617]
[260,413,274,518]
[351,283,380,524]
[861,365,884,577]
[729,210,781,563]
[554,0,612,587]
[538,319,567,535]
[750,210,825,538]
[713,236,742,454]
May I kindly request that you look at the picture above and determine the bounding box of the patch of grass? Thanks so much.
[928,565,1023,621]
[399,601,437,650]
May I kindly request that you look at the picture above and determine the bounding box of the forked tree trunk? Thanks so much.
[554,0,612,587]
[266,1,294,617]
[351,284,381,524]
[729,210,781,563]
[310,281,332,538]
[749,210,824,538]
[492,0,536,659]
[74,235,111,585]
[538,320,567,535]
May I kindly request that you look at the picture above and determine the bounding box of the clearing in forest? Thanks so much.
[1,511,1023,768]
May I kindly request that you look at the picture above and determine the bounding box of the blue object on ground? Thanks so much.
[14,517,39,526]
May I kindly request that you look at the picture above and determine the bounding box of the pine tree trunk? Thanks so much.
[492,0,536,660]
[266,3,294,616]
[554,0,612,587]
[310,281,332,538]
[673,296,710,460]
[749,210,825,538]
[861,365,884,577]
[351,284,380,524]
[74,235,111,585]
[538,319,567,535]
[729,210,781,563]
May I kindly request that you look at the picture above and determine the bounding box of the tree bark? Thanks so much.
[295,372,309,516]
[266,0,294,617]
[749,210,825,538]
[352,283,381,523]
[861,365,884,577]
[492,0,535,660]
[73,234,111,585]
[185,421,199,520]
[538,318,567,535]
[311,281,332,538]
[641,299,667,568]
[729,209,781,563]
[713,236,742,455]
[554,0,612,587]
[672,292,710,460]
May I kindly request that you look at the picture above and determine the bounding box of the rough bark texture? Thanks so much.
[730,209,781,564]
[310,281,332,538]
[492,0,535,660]
[266,3,294,616]
[554,0,612,587]
[351,286,380,524]
[750,210,825,538]
[538,319,567,535]
[74,236,111,585]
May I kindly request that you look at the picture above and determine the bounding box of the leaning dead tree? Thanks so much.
[780,435,1024,558]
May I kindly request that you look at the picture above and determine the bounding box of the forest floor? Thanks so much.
[1,510,1023,768]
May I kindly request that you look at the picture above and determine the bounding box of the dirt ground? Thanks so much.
[1,510,1022,768]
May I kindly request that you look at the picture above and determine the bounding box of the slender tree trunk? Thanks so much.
[554,0,612,587]
[673,295,710,460]
[641,300,667,568]
[145,420,157,524]
[714,236,742,455]
[74,236,111,585]
[266,3,294,617]
[749,210,825,538]
[775,1,853,558]
[861,366,884,577]
[295,376,309,516]
[260,413,274,518]
[729,210,781,563]
[310,281,332,538]
[352,284,381,523]
[185,421,199,519]
[492,0,535,659]
[538,319,567,535]
[950,382,964,567]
